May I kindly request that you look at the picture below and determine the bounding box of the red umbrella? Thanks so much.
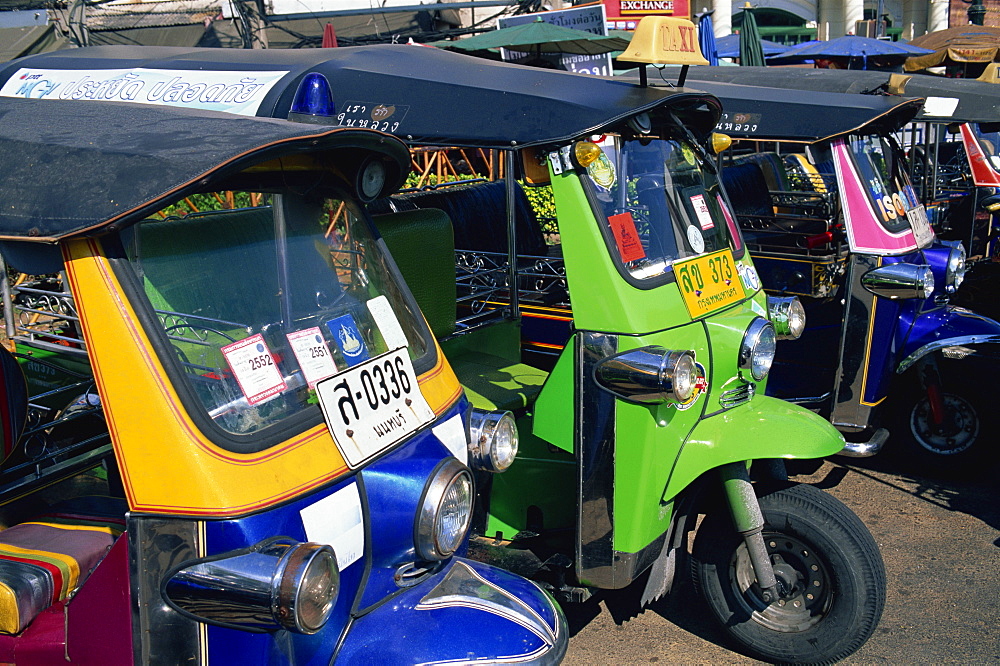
[322,23,338,48]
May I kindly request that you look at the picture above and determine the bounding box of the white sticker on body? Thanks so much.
[432,414,468,465]
[299,481,365,570]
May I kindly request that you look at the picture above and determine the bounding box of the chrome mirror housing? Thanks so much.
[861,264,934,300]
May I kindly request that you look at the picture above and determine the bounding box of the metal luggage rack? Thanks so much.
[454,249,567,331]
[4,274,88,355]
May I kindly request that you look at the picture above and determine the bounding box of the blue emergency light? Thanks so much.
[288,72,335,122]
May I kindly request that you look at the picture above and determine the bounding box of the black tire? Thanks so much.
[691,482,885,665]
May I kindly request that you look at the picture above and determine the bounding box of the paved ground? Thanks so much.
[562,454,1000,664]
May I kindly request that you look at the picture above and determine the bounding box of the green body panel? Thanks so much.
[610,325,706,554]
[662,394,845,502]
[484,415,576,540]
[549,172,688,333]
[530,341,575,454]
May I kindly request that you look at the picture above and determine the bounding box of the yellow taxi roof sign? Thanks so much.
[617,16,710,66]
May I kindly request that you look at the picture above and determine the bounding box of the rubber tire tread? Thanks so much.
[690,482,886,665]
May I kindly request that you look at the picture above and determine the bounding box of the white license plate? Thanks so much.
[316,348,435,468]
[907,205,935,248]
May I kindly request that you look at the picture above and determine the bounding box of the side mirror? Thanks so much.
[861,263,934,300]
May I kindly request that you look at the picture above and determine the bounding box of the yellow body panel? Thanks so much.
[63,239,461,516]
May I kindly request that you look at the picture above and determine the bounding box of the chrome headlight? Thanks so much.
[415,458,474,561]
[164,540,339,634]
[860,263,934,300]
[739,318,776,382]
[468,409,519,473]
[593,346,701,404]
[943,242,967,293]
[767,296,806,340]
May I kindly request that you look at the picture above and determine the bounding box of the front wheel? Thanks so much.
[691,483,885,665]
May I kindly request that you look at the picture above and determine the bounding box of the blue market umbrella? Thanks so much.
[738,3,765,66]
[766,35,933,69]
[698,10,719,66]
[716,33,789,59]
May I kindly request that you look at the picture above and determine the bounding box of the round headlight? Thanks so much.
[739,318,777,382]
[767,296,807,340]
[945,243,967,293]
[415,459,474,561]
[468,409,519,473]
[274,543,339,634]
[357,158,387,202]
[920,265,936,298]
[669,351,697,403]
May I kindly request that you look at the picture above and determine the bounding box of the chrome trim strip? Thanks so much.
[830,254,878,431]
[129,515,203,665]
[896,334,1000,374]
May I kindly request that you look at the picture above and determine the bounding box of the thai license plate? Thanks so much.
[906,205,935,248]
[674,248,747,318]
[316,348,435,469]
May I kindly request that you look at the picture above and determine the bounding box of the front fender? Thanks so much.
[663,395,844,501]
[898,306,1000,374]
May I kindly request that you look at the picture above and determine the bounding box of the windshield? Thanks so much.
[121,191,432,441]
[848,135,921,235]
[582,134,742,284]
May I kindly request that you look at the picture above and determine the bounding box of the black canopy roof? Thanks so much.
[0,97,410,242]
[680,66,1000,125]
[0,45,722,149]
[675,79,925,142]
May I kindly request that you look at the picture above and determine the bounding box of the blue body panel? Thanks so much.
[194,399,566,664]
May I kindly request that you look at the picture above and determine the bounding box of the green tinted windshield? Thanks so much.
[582,134,742,284]
[121,192,431,439]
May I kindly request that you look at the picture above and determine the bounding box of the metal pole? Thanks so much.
[504,150,520,320]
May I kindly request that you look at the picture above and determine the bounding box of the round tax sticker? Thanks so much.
[686,225,705,254]
[738,263,761,291]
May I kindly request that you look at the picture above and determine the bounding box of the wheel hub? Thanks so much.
[731,531,832,633]
[911,393,979,455]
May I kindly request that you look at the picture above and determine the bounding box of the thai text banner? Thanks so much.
[0,68,290,116]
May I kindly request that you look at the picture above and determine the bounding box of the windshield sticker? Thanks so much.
[690,194,715,230]
[299,482,364,570]
[738,263,761,292]
[686,225,706,254]
[286,327,338,389]
[588,152,617,189]
[1,67,289,116]
[335,101,409,133]
[221,334,286,405]
[367,295,408,350]
[608,212,646,263]
[327,314,370,367]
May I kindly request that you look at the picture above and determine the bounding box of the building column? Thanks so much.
[715,0,732,37]
[927,0,949,32]
[843,0,864,35]
[817,0,840,38]
[901,0,929,39]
